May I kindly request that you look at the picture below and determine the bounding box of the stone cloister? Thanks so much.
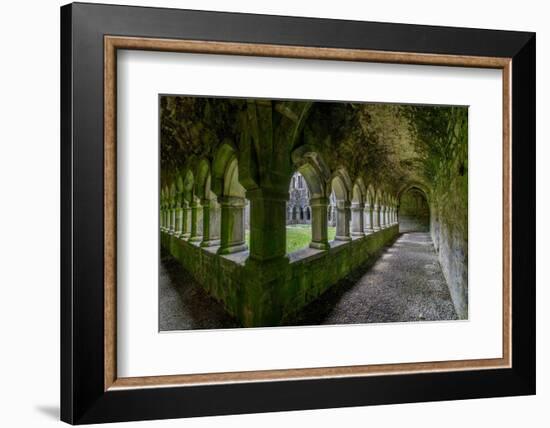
[160,98,469,327]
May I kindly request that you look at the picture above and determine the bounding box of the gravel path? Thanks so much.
[296,232,457,325]
[159,252,240,331]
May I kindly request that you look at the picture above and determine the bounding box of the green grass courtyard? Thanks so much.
[245,224,336,254]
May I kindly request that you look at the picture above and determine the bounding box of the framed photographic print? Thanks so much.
[60,2,535,424]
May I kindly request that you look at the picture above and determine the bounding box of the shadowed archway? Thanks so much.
[399,187,430,233]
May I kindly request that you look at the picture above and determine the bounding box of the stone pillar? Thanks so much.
[351,201,365,237]
[175,206,183,237]
[189,199,203,242]
[309,197,330,250]
[200,198,221,247]
[247,189,287,261]
[218,196,247,254]
[381,206,387,228]
[366,204,374,232]
[169,207,176,234]
[335,200,351,241]
[179,201,190,239]
[373,204,380,230]
[160,209,164,230]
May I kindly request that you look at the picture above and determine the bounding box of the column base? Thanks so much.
[189,235,203,243]
[309,241,330,251]
[351,232,365,237]
[217,243,248,255]
[200,239,221,247]
[335,235,352,242]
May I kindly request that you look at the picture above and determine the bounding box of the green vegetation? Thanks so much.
[245,225,336,254]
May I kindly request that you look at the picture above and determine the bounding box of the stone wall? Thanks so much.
[430,184,468,319]
[161,225,398,327]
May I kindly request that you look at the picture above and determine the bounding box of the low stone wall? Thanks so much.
[161,225,399,327]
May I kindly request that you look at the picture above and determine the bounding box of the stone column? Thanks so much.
[218,196,247,254]
[366,204,374,232]
[189,199,203,242]
[181,201,191,239]
[351,201,365,237]
[335,200,351,241]
[169,207,176,234]
[175,205,183,237]
[200,198,221,247]
[309,197,330,250]
[373,204,380,230]
[247,189,287,261]
[381,205,387,228]
[160,209,164,231]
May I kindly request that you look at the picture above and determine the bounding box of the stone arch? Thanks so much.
[397,181,431,202]
[291,146,331,199]
[399,186,430,233]
[166,182,178,234]
[212,142,247,254]
[371,188,383,230]
[290,146,332,250]
[379,191,388,229]
[351,178,367,236]
[176,168,196,239]
[194,159,221,246]
[363,184,376,232]
[331,168,352,241]
[212,141,242,197]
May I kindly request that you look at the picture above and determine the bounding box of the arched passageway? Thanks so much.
[399,188,430,233]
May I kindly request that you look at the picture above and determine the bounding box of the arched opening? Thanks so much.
[212,143,248,255]
[382,193,389,227]
[399,187,430,232]
[195,159,221,247]
[331,170,352,241]
[351,180,366,237]
[286,170,318,253]
[364,188,374,233]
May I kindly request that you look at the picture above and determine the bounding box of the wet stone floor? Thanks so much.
[159,232,457,331]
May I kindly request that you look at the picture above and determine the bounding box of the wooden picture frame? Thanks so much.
[61,2,535,424]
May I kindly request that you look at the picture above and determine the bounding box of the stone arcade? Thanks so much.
[160,98,468,326]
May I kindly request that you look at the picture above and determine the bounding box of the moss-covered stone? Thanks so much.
[162,226,398,327]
